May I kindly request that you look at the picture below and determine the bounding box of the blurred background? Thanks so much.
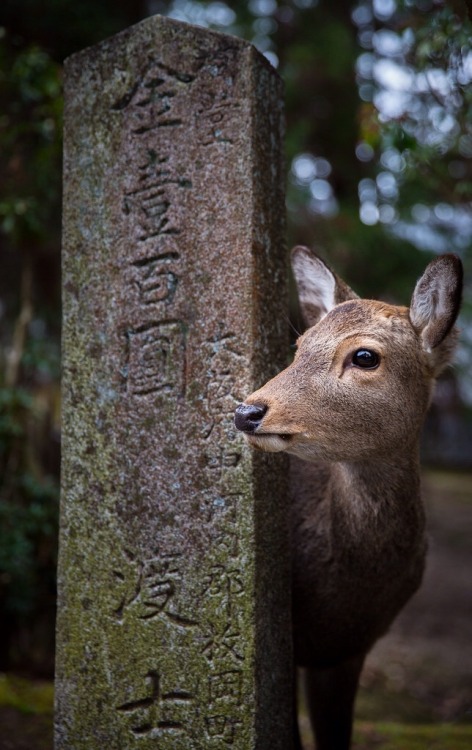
[0,1,471,747]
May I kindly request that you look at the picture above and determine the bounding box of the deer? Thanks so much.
[234,246,463,750]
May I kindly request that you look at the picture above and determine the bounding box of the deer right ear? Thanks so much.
[291,246,358,329]
[410,253,463,373]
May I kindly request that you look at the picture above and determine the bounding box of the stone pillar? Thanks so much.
[57,15,291,750]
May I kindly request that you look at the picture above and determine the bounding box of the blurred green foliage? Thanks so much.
[0,0,471,672]
[0,391,58,618]
[0,25,62,671]
[0,34,62,245]
[0,379,59,669]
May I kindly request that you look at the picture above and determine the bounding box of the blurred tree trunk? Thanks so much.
[5,251,33,388]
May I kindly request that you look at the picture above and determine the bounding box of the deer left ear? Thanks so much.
[410,254,463,368]
[291,246,358,329]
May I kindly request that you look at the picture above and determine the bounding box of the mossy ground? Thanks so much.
[353,722,472,750]
[0,674,53,749]
[0,674,54,715]
[297,676,472,750]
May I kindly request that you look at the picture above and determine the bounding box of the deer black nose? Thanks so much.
[234,403,268,433]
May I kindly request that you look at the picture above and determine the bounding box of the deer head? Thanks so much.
[234,247,463,463]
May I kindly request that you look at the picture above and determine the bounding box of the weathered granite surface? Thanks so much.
[57,14,290,749]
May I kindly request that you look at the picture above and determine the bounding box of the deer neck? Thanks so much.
[328,449,425,553]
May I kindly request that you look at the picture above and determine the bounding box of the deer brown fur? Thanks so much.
[234,247,463,750]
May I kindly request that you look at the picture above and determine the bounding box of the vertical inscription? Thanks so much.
[195,332,251,744]
[197,89,240,146]
[122,152,191,243]
[200,492,243,558]
[112,549,198,627]
[117,670,194,739]
[113,55,199,745]
[124,321,185,396]
[202,334,246,435]
[114,62,194,248]
[116,60,193,401]
[111,43,250,750]
[111,61,194,132]
[205,670,244,745]
[130,252,179,306]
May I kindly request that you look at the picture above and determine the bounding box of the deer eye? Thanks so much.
[352,349,380,369]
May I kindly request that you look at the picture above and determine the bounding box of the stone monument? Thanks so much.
[57,15,291,749]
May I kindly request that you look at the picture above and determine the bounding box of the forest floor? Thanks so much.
[0,469,471,750]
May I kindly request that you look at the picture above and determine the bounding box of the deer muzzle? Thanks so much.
[234,401,293,453]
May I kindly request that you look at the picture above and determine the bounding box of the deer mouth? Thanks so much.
[244,432,293,452]
[233,403,294,450]
[262,432,292,441]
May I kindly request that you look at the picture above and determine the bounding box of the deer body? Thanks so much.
[234,248,462,750]
[290,454,426,669]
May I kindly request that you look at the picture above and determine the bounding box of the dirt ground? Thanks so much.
[0,709,52,750]
[0,469,471,749]
[353,469,472,749]
[361,470,472,724]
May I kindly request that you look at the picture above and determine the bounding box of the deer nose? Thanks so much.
[234,403,268,433]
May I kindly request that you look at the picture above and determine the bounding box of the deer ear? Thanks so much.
[410,254,463,371]
[291,246,358,328]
